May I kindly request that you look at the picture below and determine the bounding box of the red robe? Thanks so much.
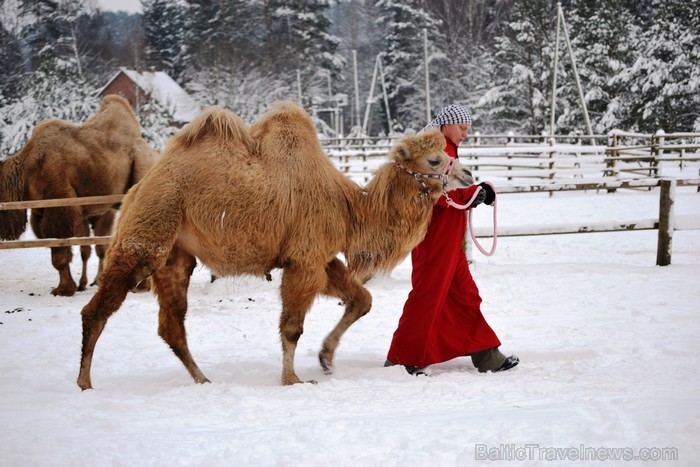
[386,139,501,368]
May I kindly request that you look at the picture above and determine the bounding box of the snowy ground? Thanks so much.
[1,188,699,466]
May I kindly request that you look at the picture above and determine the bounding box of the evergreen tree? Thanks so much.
[327,0,383,134]
[475,0,557,134]
[14,0,61,74]
[375,0,439,132]
[423,1,515,126]
[0,19,24,100]
[612,0,700,132]
[264,0,344,108]
[0,0,100,156]
[142,0,189,81]
[556,0,639,134]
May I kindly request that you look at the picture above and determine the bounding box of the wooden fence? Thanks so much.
[323,130,700,188]
[1,178,698,265]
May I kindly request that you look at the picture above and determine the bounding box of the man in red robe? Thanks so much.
[386,104,519,375]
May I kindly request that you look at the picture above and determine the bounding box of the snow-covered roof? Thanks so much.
[102,68,201,123]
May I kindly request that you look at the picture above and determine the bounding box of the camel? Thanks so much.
[77,101,474,389]
[0,95,159,296]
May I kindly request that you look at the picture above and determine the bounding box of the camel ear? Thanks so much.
[394,143,412,162]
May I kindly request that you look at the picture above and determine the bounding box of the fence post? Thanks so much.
[656,179,676,266]
[651,129,664,180]
[606,131,618,193]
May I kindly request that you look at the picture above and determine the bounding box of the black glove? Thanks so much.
[478,182,496,205]
[470,189,486,207]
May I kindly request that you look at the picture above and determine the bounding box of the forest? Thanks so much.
[1,0,698,155]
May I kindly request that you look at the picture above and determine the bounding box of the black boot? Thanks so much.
[493,355,519,372]
[385,360,427,376]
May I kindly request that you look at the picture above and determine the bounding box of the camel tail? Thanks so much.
[166,107,255,155]
[0,153,28,240]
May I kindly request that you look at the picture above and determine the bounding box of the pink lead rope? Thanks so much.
[442,181,498,257]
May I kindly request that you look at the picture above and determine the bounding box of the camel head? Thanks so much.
[389,129,474,199]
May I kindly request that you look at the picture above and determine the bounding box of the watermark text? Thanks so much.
[475,444,678,462]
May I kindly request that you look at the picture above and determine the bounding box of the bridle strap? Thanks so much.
[394,159,453,194]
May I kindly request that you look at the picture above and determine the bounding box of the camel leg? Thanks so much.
[90,209,116,287]
[31,207,86,297]
[318,258,373,374]
[77,265,135,390]
[50,246,77,296]
[152,246,209,384]
[78,245,91,291]
[75,215,91,292]
[279,265,327,385]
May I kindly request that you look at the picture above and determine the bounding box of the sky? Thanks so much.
[96,0,142,14]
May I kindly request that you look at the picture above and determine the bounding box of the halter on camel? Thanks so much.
[393,157,455,193]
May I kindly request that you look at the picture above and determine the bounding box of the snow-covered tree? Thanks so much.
[142,0,189,82]
[553,0,639,134]
[375,0,440,133]
[0,0,101,157]
[327,0,383,134]
[0,18,24,100]
[475,0,556,134]
[263,0,344,108]
[611,0,700,132]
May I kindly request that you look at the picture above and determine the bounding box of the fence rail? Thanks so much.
[1,178,698,265]
[324,131,700,187]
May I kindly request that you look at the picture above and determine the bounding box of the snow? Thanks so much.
[96,0,142,14]
[1,188,699,466]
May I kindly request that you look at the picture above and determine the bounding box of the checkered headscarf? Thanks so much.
[420,104,472,133]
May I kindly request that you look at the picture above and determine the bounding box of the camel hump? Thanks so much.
[99,94,133,114]
[167,107,255,154]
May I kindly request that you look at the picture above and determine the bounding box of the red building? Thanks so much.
[98,68,200,125]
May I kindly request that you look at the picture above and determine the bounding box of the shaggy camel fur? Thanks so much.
[77,101,473,389]
[0,95,159,296]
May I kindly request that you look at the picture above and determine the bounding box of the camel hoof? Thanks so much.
[195,377,211,384]
[51,286,76,297]
[319,352,334,375]
[77,379,93,391]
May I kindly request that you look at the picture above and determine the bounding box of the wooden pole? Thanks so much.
[0,194,124,211]
[656,179,676,266]
[0,236,112,250]
[423,29,431,124]
[549,2,562,138]
[352,50,362,129]
[558,3,595,143]
[361,55,380,135]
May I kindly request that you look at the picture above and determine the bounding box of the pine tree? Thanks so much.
[0,18,24,101]
[475,0,557,134]
[264,0,344,108]
[0,0,100,156]
[375,0,439,132]
[142,0,189,81]
[327,0,383,134]
[612,0,700,132]
[556,0,639,134]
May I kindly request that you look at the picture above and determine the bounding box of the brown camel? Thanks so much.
[0,95,159,296]
[77,101,473,389]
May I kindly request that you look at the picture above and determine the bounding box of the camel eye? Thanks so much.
[427,158,442,167]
